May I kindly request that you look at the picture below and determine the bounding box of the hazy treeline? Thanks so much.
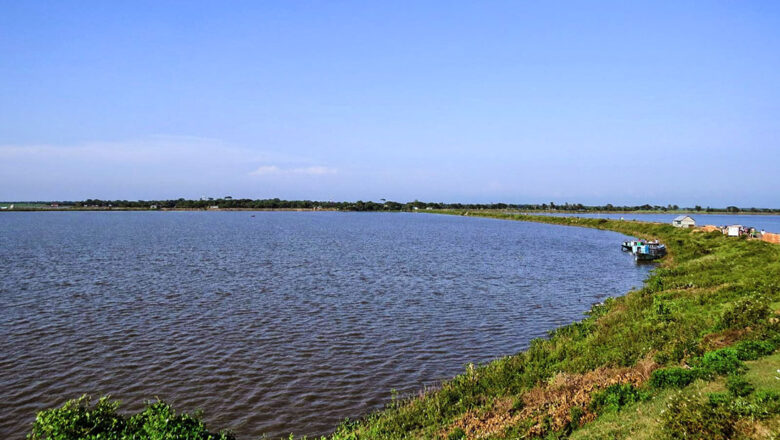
[4,199,780,212]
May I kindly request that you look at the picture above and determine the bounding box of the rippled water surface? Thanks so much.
[0,212,652,438]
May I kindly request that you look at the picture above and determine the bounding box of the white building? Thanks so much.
[672,215,696,228]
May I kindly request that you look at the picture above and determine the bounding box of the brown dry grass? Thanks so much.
[700,328,749,351]
[734,416,780,440]
[443,356,658,439]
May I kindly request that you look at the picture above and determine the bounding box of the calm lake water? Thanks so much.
[535,212,780,233]
[0,212,652,439]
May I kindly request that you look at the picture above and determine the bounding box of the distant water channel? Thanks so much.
[0,212,652,438]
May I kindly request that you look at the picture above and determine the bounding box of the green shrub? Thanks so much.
[28,395,234,440]
[719,296,771,330]
[28,396,125,440]
[698,348,745,376]
[725,374,754,397]
[447,427,466,440]
[733,340,776,360]
[510,396,525,413]
[752,391,780,415]
[662,393,735,440]
[569,406,584,428]
[589,383,649,413]
[707,392,730,406]
[649,367,699,389]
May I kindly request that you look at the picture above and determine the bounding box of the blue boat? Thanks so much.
[622,240,643,252]
[622,240,666,261]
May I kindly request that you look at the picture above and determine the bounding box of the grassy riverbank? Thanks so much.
[28,212,780,439]
[322,211,780,439]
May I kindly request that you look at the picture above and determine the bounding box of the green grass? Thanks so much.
[572,353,780,440]
[745,352,780,391]
[569,385,692,440]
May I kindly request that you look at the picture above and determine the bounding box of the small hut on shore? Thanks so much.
[672,215,696,228]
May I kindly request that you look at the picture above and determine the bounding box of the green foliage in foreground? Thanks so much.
[27,395,234,440]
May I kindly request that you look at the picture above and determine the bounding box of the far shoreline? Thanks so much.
[2,207,780,216]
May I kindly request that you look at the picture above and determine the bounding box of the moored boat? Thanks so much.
[622,239,666,261]
[633,241,666,261]
[622,240,644,252]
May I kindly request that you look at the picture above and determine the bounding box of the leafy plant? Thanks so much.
[27,395,234,440]
[510,396,525,413]
[27,396,125,440]
[725,374,754,397]
[697,348,745,376]
[447,427,466,440]
[569,406,584,428]
[752,390,780,415]
[733,340,776,361]
[589,383,649,413]
[649,367,699,389]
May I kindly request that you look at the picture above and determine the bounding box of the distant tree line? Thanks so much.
[7,198,780,213]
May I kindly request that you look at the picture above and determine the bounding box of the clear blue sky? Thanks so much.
[1,1,779,206]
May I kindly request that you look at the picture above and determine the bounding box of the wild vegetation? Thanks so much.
[27,396,234,440]
[27,212,780,439]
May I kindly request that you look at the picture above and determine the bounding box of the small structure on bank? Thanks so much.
[727,225,744,237]
[701,224,768,240]
[672,215,696,228]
